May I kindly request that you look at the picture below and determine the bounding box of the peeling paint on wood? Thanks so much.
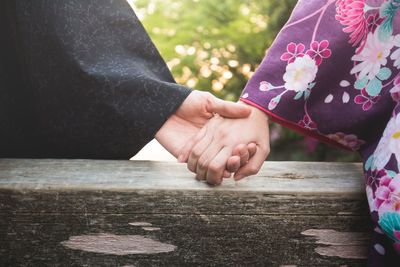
[301,229,369,259]
[142,227,161,231]
[314,246,368,259]
[0,160,370,266]
[128,222,152,227]
[61,233,176,255]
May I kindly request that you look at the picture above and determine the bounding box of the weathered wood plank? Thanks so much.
[0,159,371,266]
[0,159,364,194]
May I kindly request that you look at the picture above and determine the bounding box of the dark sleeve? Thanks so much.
[2,0,191,159]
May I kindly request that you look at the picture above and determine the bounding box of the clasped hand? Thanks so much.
[156,90,270,185]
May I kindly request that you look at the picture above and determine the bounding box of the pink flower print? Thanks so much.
[354,88,381,111]
[366,169,389,195]
[298,114,317,130]
[390,76,400,102]
[395,76,400,87]
[280,43,305,63]
[374,175,400,216]
[306,40,332,66]
[326,132,366,151]
[335,0,368,47]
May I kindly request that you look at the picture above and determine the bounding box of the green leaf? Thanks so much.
[354,76,369,89]
[304,89,311,99]
[378,2,396,41]
[364,155,374,171]
[294,91,303,100]
[379,212,400,242]
[366,78,382,96]
[377,67,392,80]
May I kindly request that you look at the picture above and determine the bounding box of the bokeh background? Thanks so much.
[129,0,361,162]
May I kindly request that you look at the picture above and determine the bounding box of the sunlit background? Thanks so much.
[130,0,361,162]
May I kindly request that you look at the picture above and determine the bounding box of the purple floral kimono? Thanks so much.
[240,0,400,265]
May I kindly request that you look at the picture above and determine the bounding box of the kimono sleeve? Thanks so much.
[240,0,400,263]
[3,0,191,158]
[240,0,397,152]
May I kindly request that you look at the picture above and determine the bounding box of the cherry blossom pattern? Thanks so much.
[366,169,390,195]
[280,42,305,63]
[335,0,369,48]
[372,112,400,170]
[351,31,394,81]
[325,132,365,151]
[392,35,400,69]
[367,185,377,212]
[374,175,400,216]
[354,88,381,111]
[298,114,317,130]
[306,40,332,66]
[265,54,319,111]
[283,55,318,92]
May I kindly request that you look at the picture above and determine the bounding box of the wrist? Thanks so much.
[239,100,269,122]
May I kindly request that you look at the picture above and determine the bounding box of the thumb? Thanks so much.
[207,96,251,118]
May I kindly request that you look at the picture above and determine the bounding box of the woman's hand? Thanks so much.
[179,102,270,185]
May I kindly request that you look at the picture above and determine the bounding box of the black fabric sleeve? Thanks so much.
[0,0,191,159]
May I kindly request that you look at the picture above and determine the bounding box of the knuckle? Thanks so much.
[204,92,214,105]
[216,129,229,140]
[204,91,213,99]
[209,162,222,173]
[191,149,202,159]
[265,145,271,155]
[198,159,208,170]
[260,144,270,156]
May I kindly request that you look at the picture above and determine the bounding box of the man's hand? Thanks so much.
[155,90,254,173]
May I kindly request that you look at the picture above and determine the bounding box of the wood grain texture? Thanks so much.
[0,159,371,266]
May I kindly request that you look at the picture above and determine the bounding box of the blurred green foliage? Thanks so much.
[131,0,361,162]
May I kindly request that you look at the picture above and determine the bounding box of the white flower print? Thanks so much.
[283,55,318,92]
[391,35,400,69]
[373,113,400,170]
[351,31,394,80]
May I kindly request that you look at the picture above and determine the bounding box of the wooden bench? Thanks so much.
[0,159,371,266]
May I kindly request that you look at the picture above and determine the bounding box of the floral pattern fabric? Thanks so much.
[241,0,400,265]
